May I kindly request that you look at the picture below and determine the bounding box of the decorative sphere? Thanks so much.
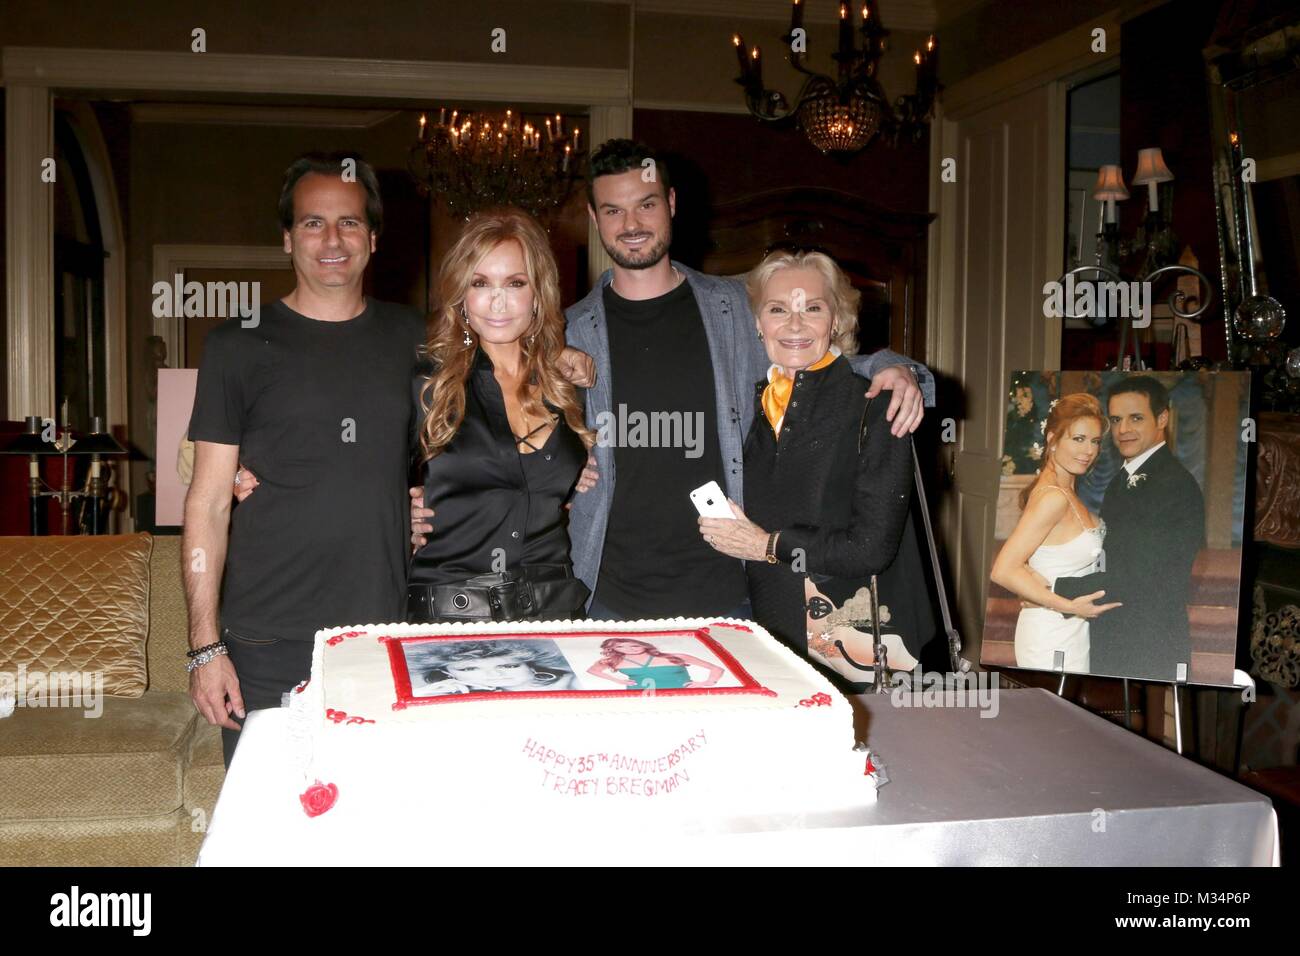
[1286,346,1300,379]
[1233,294,1287,341]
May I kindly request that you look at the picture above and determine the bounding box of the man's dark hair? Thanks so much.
[278,152,384,236]
[1108,374,1169,417]
[586,139,672,210]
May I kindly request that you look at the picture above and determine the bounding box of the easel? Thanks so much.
[1062,659,1257,758]
[835,445,967,687]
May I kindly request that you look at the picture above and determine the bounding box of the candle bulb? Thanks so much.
[751,45,763,90]
[733,33,750,80]
[418,113,426,141]
[563,144,571,173]
[839,2,853,57]
[450,110,458,127]
[439,108,447,125]
[572,127,580,150]
[791,0,803,34]
[545,118,553,142]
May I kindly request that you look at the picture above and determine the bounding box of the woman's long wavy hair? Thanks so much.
[418,208,594,461]
[597,638,685,669]
[1019,392,1108,509]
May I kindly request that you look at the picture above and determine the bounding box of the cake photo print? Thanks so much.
[984,370,1250,688]
[388,629,754,704]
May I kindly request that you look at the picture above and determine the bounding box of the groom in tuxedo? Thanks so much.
[1053,376,1204,681]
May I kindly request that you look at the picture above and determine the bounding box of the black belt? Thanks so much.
[406,564,589,623]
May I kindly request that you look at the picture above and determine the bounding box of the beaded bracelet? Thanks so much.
[186,639,226,659]
[185,643,229,673]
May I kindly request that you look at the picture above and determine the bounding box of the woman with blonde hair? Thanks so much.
[990,392,1118,672]
[406,207,595,622]
[697,249,932,685]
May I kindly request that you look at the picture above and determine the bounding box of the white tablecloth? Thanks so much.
[198,688,1279,866]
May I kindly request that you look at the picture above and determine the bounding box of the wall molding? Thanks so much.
[150,244,291,364]
[129,104,404,128]
[1,47,631,106]
[4,85,53,421]
[940,10,1122,119]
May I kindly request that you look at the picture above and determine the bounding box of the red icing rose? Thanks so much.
[300,780,338,817]
[325,630,367,647]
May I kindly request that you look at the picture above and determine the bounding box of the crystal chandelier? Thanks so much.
[408,108,585,219]
[730,1,939,154]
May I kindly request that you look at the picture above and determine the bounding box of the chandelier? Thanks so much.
[408,108,585,219]
[730,1,939,154]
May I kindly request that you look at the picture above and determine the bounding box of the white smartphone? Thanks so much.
[690,481,734,519]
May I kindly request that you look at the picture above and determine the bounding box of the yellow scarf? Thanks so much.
[762,349,837,434]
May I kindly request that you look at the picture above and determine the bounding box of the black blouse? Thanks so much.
[408,348,586,586]
[742,355,914,653]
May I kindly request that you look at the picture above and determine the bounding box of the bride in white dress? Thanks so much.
[991,393,1120,673]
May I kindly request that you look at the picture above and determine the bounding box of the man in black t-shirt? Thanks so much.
[185,154,424,768]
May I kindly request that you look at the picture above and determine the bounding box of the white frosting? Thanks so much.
[287,618,875,858]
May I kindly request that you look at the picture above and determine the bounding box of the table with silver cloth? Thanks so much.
[198,687,1279,866]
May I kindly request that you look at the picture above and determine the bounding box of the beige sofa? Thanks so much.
[0,534,224,866]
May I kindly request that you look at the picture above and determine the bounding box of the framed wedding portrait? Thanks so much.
[982,370,1251,688]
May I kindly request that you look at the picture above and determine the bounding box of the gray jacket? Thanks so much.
[563,260,934,600]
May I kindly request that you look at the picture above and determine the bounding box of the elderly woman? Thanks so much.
[698,250,925,681]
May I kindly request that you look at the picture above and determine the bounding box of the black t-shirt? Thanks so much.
[594,281,747,617]
[409,348,587,585]
[188,298,425,641]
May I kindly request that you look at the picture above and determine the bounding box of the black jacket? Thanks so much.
[1054,443,1205,681]
[742,356,926,657]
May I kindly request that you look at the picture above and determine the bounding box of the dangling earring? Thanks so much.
[757,331,764,341]
[459,304,473,348]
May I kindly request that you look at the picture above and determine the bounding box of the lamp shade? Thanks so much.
[1093,164,1129,201]
[68,418,128,456]
[0,434,56,455]
[68,433,128,456]
[1131,147,1174,185]
[0,416,54,455]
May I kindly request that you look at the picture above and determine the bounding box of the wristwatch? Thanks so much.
[764,532,779,564]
